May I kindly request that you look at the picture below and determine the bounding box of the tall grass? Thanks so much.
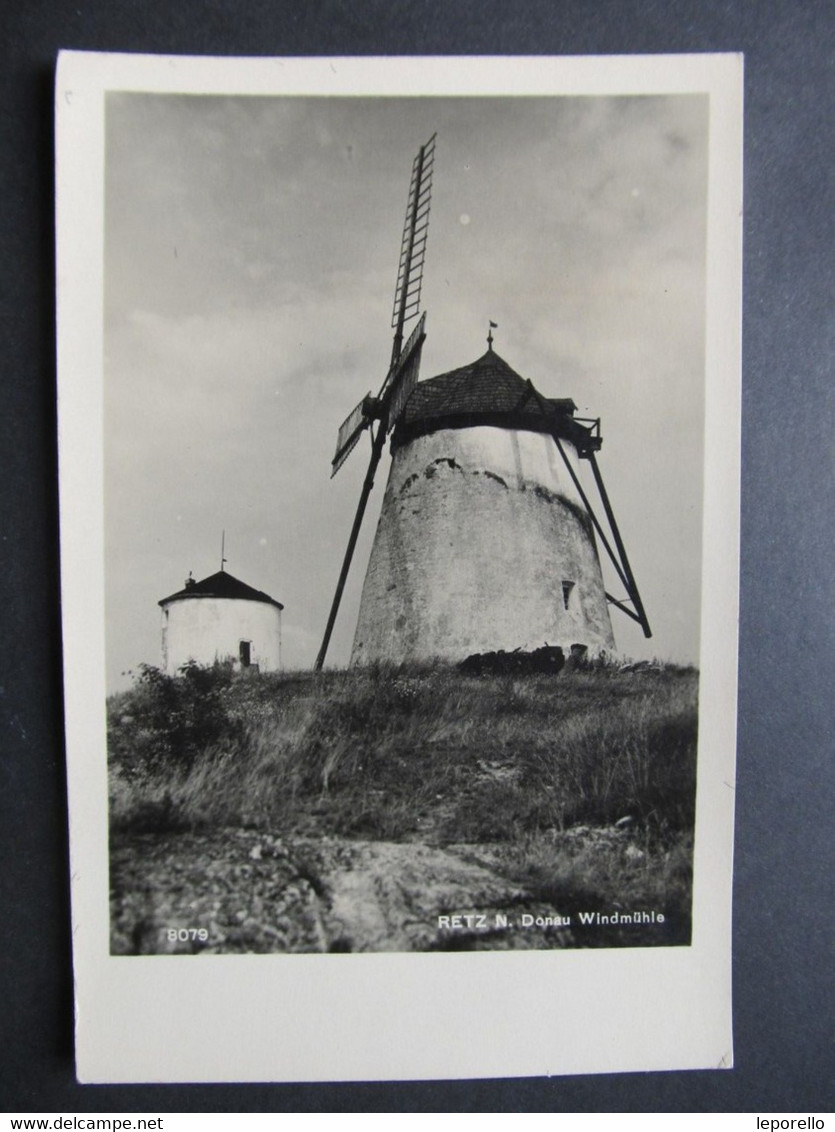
[108,660,698,848]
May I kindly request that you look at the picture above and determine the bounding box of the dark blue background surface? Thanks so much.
[1,0,832,1112]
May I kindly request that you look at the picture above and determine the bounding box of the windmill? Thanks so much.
[317,130,651,670]
[314,133,436,670]
[348,334,652,668]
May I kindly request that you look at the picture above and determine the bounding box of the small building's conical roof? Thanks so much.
[392,346,593,452]
[159,570,284,609]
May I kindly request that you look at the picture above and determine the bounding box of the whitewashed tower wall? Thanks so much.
[351,423,614,665]
[161,597,282,674]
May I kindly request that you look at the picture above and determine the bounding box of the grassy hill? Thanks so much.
[107,659,698,950]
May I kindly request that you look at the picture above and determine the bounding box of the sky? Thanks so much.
[104,92,708,690]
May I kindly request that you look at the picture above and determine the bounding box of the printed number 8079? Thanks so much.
[166,928,209,942]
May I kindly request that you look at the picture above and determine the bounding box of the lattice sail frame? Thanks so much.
[391,133,436,351]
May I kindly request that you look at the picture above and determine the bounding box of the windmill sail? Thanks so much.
[331,392,373,478]
[390,133,436,362]
[386,313,426,428]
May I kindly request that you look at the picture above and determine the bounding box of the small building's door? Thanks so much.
[239,640,251,667]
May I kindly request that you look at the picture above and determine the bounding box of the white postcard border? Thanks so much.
[56,51,742,1083]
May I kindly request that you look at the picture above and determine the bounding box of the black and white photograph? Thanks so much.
[104,88,707,957]
[56,52,741,1081]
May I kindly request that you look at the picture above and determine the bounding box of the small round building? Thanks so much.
[158,569,283,675]
[351,346,615,665]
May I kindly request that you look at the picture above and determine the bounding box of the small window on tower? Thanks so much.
[239,640,251,667]
[561,581,575,611]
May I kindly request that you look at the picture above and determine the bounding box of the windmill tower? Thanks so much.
[317,135,650,668]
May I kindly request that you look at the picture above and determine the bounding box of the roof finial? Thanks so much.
[487,320,497,350]
[221,529,227,572]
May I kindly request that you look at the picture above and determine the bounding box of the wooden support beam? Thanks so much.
[604,592,643,623]
[588,452,652,639]
[315,423,388,670]
[526,383,632,595]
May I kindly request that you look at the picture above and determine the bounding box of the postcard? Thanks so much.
[56,51,742,1082]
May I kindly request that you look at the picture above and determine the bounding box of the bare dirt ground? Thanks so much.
[110,828,578,953]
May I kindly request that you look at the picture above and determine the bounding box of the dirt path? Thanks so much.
[302,838,569,951]
[110,828,574,953]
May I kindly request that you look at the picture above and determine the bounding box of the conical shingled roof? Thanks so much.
[392,346,582,449]
[159,570,284,609]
